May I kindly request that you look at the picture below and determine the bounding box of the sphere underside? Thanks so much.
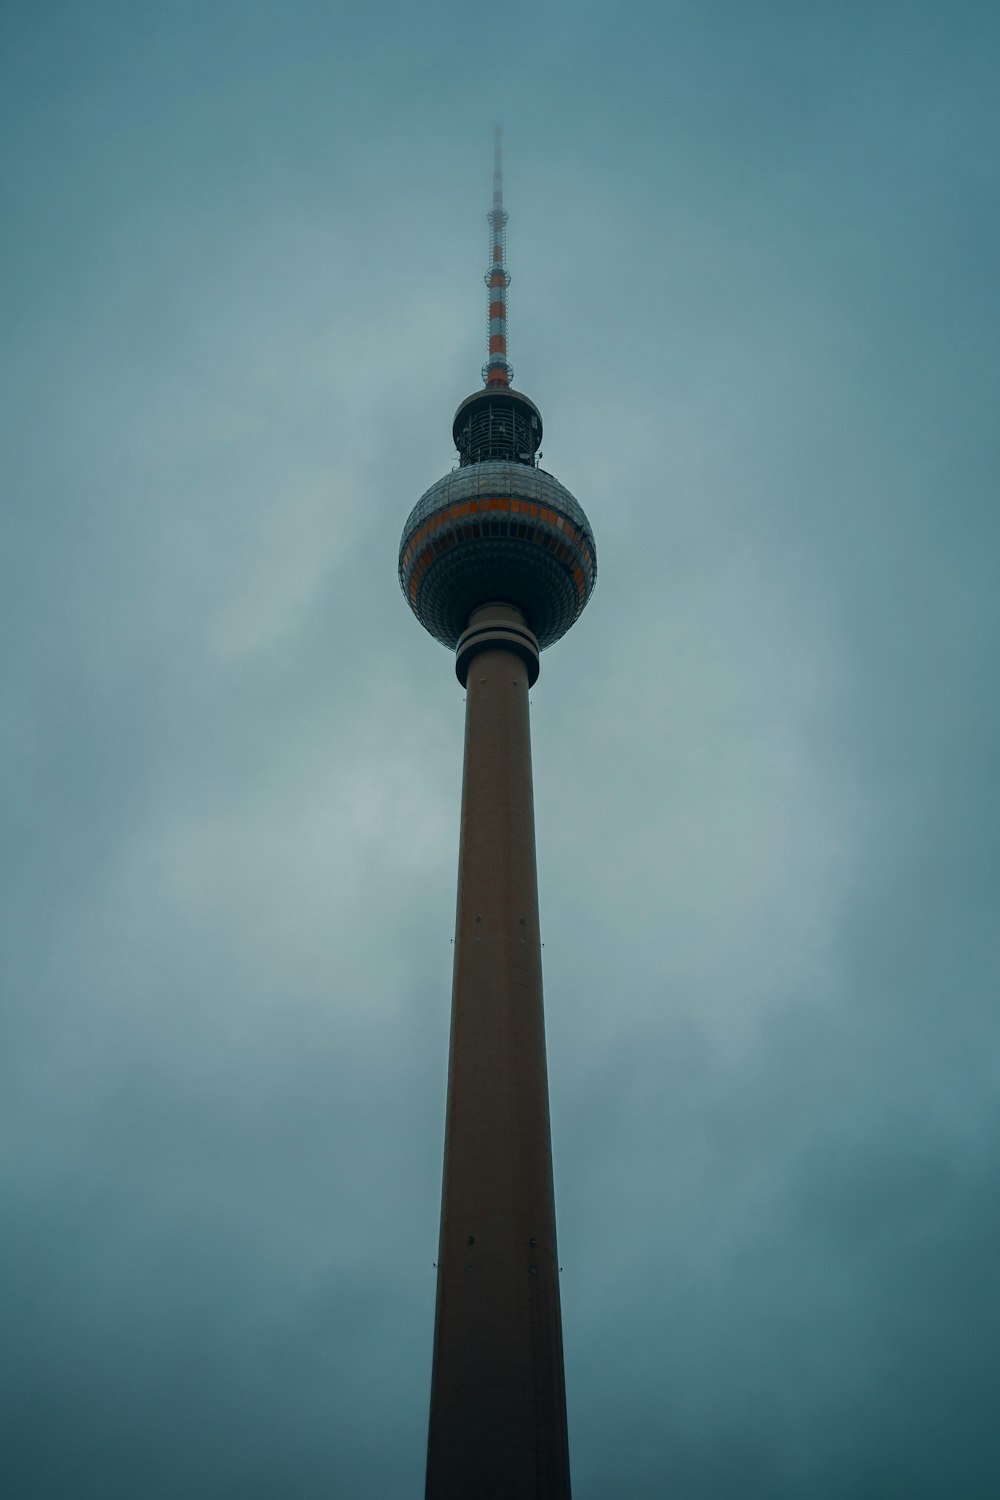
[399,461,597,650]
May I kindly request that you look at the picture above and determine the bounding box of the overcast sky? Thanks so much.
[3,2,999,1496]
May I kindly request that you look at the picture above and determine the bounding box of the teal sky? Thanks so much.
[3,3,999,1495]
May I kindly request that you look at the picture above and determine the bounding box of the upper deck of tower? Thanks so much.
[452,387,542,467]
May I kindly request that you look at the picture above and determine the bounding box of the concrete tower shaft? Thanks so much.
[425,605,570,1499]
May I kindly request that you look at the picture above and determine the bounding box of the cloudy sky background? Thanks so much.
[3,2,999,1494]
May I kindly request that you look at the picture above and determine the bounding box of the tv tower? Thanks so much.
[399,128,597,1499]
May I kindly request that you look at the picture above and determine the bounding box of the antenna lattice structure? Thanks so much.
[483,125,513,387]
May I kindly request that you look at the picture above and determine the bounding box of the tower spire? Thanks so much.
[484,125,513,387]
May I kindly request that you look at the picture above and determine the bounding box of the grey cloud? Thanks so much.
[3,2,999,1496]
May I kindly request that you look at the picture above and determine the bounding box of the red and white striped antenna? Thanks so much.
[483,126,513,387]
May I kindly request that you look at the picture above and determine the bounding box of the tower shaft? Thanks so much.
[425,605,571,1499]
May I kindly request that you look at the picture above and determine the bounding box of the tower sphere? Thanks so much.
[399,389,597,654]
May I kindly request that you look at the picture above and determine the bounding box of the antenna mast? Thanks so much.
[483,125,513,387]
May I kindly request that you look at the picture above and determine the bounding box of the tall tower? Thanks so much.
[399,129,597,1499]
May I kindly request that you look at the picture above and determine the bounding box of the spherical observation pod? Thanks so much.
[399,460,597,651]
